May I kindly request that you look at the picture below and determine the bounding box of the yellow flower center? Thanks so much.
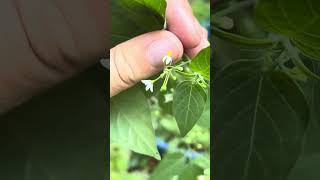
[167,50,173,57]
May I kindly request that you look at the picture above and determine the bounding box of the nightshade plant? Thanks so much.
[213,0,320,179]
[110,0,210,179]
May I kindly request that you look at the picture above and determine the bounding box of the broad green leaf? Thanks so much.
[255,0,320,60]
[213,60,309,180]
[111,0,166,47]
[178,163,203,180]
[288,118,320,179]
[282,22,320,180]
[295,61,320,156]
[110,86,160,160]
[197,93,210,128]
[173,81,207,136]
[190,47,211,80]
[192,155,210,170]
[150,153,186,180]
[288,154,320,180]
[0,66,107,180]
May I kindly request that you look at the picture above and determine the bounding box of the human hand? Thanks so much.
[110,0,209,97]
[0,0,107,114]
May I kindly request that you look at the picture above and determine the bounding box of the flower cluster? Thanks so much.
[141,51,175,92]
[141,51,208,93]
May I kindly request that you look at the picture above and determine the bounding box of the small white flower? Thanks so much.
[162,50,173,65]
[141,80,153,92]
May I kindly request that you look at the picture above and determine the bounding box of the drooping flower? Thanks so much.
[162,50,173,65]
[141,80,153,92]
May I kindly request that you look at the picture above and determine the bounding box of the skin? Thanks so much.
[0,0,107,114]
[0,0,209,114]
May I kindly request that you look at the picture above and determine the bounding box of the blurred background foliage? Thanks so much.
[110,1,210,179]
[212,0,320,179]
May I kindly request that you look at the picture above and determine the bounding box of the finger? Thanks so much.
[110,30,183,97]
[186,27,210,58]
[166,0,202,49]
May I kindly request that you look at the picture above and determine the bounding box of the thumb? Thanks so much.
[110,30,183,97]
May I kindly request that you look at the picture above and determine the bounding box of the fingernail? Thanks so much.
[186,38,210,58]
[147,39,177,67]
[203,38,210,48]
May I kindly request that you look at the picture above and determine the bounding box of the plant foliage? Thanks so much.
[213,0,320,179]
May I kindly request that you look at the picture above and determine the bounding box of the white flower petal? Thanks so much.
[141,80,150,85]
[162,56,168,63]
[167,57,172,65]
[162,55,173,65]
[150,84,154,92]
[141,80,154,92]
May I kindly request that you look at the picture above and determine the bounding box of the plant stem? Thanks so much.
[176,60,191,67]
[176,71,195,77]
[152,74,163,83]
[213,0,255,17]
[161,73,170,91]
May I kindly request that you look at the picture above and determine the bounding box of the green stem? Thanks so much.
[161,73,170,91]
[176,71,195,77]
[176,60,191,67]
[282,38,320,80]
[152,74,164,83]
[166,66,175,68]
[200,79,209,86]
[213,0,255,17]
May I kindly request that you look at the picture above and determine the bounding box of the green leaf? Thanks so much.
[110,86,160,160]
[255,0,320,60]
[178,163,203,180]
[0,65,107,180]
[213,60,309,180]
[197,93,210,128]
[110,0,166,47]
[294,61,320,158]
[190,47,211,80]
[173,81,207,136]
[192,155,211,170]
[288,154,320,180]
[288,45,320,180]
[150,153,186,180]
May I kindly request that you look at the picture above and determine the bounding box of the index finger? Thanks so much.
[166,0,203,49]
